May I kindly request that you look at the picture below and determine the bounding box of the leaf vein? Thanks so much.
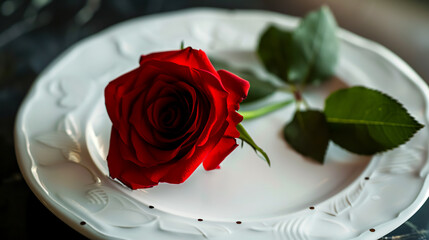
[327,117,420,128]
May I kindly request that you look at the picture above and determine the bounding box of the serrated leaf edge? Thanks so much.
[325,86,424,155]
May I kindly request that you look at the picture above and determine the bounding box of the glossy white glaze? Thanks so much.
[15,8,429,240]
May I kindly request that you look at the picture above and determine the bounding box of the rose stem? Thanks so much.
[239,99,294,120]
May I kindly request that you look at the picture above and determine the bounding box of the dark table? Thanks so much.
[1,0,429,239]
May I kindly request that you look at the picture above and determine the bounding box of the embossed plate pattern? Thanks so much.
[15,9,429,240]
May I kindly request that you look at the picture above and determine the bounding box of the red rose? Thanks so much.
[105,47,250,189]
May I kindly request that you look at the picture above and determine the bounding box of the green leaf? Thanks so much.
[283,110,330,163]
[288,6,339,85]
[210,58,278,103]
[324,86,424,155]
[209,58,231,70]
[240,70,278,104]
[237,123,271,166]
[257,25,293,82]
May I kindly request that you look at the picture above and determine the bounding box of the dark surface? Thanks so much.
[1,0,429,239]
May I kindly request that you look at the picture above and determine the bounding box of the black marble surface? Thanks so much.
[1,0,429,239]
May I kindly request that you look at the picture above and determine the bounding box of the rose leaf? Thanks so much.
[283,110,330,163]
[239,70,278,104]
[257,25,293,83]
[288,6,339,85]
[237,123,271,166]
[324,86,424,155]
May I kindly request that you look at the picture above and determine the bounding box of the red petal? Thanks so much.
[139,120,229,184]
[203,137,238,170]
[105,67,141,128]
[106,128,158,189]
[217,70,250,138]
[191,69,229,146]
[130,129,182,166]
[217,70,250,111]
[140,47,219,78]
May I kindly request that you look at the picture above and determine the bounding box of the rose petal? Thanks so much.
[139,120,229,184]
[105,67,141,128]
[107,128,158,189]
[218,70,250,138]
[105,52,251,189]
[129,76,200,147]
[190,69,230,146]
[128,91,160,146]
[203,137,238,170]
[224,111,243,138]
[108,64,162,144]
[130,64,224,150]
[130,129,180,167]
[127,74,183,147]
[140,47,219,78]
[148,96,180,131]
[106,128,125,178]
[217,70,250,111]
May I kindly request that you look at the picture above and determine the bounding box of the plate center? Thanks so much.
[87,95,371,221]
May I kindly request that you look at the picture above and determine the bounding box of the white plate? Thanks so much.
[15,8,429,240]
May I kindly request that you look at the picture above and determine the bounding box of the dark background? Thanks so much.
[1,0,429,239]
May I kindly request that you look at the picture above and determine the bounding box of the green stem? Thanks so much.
[301,97,310,110]
[290,84,310,110]
[239,99,294,120]
[278,85,295,93]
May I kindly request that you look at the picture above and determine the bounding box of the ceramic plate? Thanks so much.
[15,8,429,240]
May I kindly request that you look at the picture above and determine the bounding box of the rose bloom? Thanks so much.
[105,47,249,189]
